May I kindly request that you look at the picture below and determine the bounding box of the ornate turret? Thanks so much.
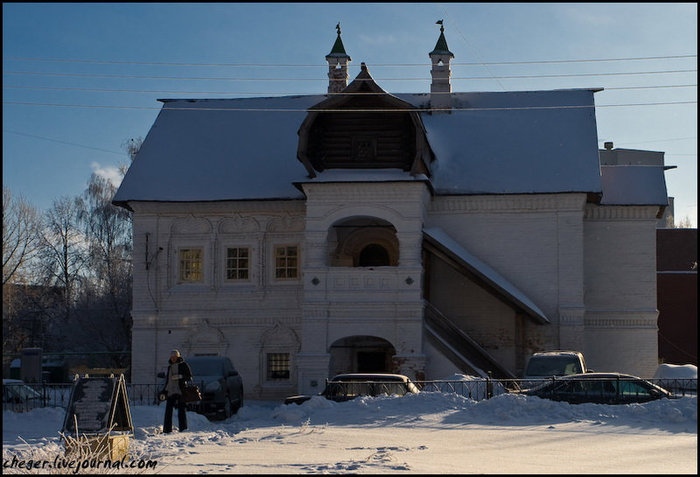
[429,20,454,113]
[326,23,352,94]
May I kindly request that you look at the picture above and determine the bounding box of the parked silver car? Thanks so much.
[521,350,590,389]
[285,373,419,405]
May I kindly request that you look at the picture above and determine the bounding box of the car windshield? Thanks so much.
[525,356,583,377]
[188,359,224,376]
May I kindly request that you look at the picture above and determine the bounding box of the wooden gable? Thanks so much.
[297,63,434,177]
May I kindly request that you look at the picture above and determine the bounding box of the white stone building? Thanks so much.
[114,27,669,398]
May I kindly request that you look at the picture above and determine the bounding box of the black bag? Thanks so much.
[183,383,202,403]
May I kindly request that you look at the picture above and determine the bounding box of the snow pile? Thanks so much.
[4,392,697,445]
[266,391,697,431]
[3,393,696,474]
[653,364,698,380]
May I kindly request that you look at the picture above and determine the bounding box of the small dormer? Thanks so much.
[297,63,434,177]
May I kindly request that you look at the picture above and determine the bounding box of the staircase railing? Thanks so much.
[424,301,516,380]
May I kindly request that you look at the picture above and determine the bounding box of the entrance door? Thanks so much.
[356,351,387,373]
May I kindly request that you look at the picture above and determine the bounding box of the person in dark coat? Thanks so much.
[162,349,192,433]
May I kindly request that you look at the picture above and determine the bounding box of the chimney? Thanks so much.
[429,20,454,113]
[326,23,351,94]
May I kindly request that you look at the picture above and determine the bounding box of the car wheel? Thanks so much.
[232,392,242,414]
[222,396,233,419]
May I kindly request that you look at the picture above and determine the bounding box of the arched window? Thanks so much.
[327,216,399,267]
[358,244,390,267]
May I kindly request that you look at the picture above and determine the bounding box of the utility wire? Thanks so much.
[3,129,125,156]
[3,69,697,82]
[601,136,696,145]
[440,5,506,91]
[3,84,697,96]
[3,100,696,112]
[4,54,696,67]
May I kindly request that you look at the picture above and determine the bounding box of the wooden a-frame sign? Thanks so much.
[62,374,133,436]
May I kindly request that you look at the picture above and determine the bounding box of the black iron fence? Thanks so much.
[2,378,696,413]
[2,382,162,413]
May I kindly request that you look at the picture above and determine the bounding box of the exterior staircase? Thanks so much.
[424,301,516,380]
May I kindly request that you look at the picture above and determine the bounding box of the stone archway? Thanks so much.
[327,217,399,267]
[328,336,397,376]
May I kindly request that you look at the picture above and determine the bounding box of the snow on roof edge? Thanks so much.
[423,227,550,324]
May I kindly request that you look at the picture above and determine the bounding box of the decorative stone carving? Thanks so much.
[260,322,302,351]
[219,215,260,233]
[267,214,305,232]
[183,319,228,355]
[170,217,212,234]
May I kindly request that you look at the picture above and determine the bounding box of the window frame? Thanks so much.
[273,244,300,281]
[224,246,252,282]
[266,352,291,381]
[177,247,205,284]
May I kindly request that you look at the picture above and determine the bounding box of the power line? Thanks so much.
[3,69,697,82]
[440,6,506,91]
[3,129,124,156]
[4,84,696,96]
[4,54,696,68]
[601,136,696,145]
[3,100,696,112]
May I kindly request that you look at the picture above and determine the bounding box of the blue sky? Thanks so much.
[3,3,697,226]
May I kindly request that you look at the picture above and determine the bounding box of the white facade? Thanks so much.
[128,190,661,397]
[119,28,667,397]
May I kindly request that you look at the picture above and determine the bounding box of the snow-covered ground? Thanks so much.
[3,391,697,474]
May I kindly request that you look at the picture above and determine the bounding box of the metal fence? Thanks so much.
[2,378,696,413]
[2,382,162,413]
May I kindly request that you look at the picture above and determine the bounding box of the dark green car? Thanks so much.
[519,372,676,404]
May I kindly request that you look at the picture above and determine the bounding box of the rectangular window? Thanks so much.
[226,247,249,280]
[275,246,298,279]
[179,248,203,282]
[267,353,290,380]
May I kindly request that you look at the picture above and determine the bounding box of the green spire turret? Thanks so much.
[429,20,454,58]
[327,22,351,59]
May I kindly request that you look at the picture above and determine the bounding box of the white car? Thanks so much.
[521,351,589,389]
[285,373,419,405]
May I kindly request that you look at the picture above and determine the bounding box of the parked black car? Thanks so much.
[285,373,419,405]
[160,356,244,420]
[517,372,677,405]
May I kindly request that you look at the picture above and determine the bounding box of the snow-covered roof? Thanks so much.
[403,90,602,196]
[294,168,431,188]
[114,96,320,204]
[600,165,669,206]
[423,227,550,324]
[113,89,663,206]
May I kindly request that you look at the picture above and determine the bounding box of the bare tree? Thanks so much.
[3,187,41,286]
[74,170,133,362]
[122,136,142,164]
[676,215,694,228]
[3,187,42,354]
[35,196,88,325]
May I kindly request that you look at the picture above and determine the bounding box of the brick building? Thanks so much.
[656,228,697,365]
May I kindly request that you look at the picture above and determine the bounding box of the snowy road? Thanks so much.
[3,392,697,474]
[148,422,697,474]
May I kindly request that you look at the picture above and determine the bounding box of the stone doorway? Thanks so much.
[328,336,396,376]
